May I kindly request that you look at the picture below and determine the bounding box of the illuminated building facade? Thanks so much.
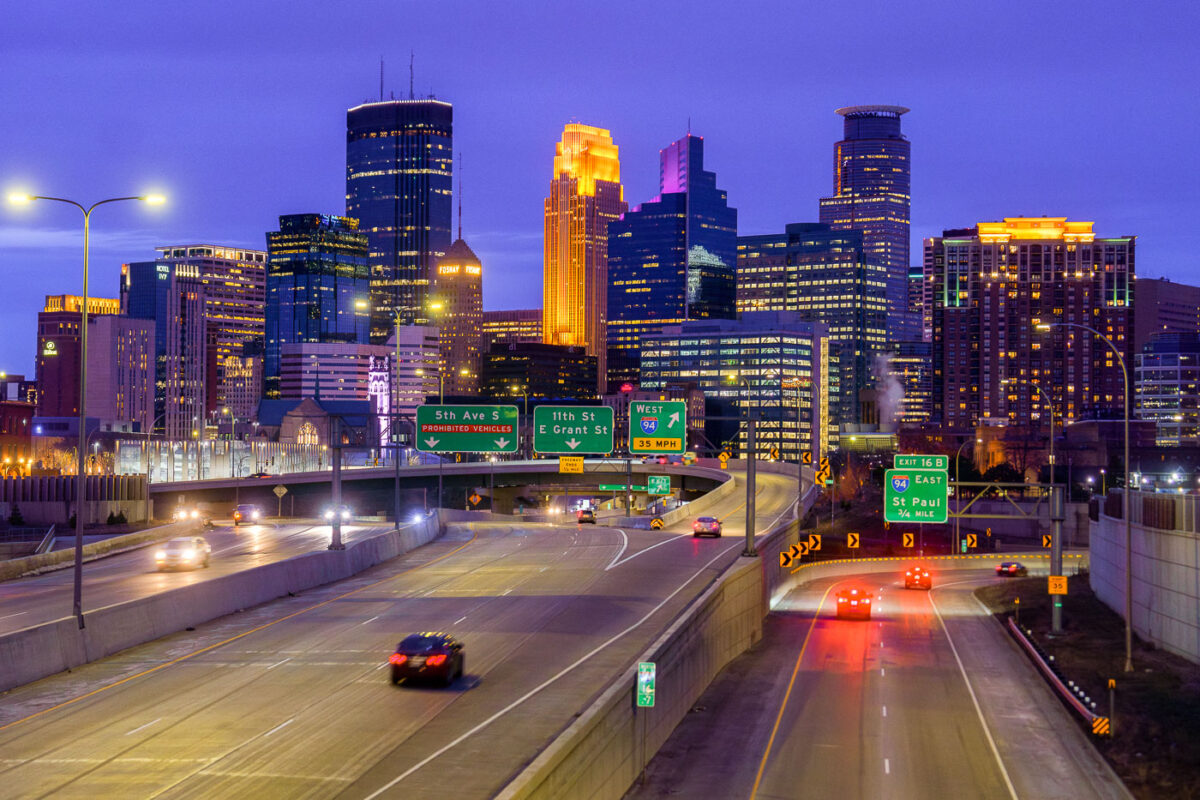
[543,124,627,389]
[480,343,599,403]
[818,106,911,336]
[1135,332,1200,446]
[607,134,737,391]
[264,214,370,398]
[432,239,483,395]
[279,342,394,401]
[150,245,266,416]
[346,100,453,339]
[736,223,886,427]
[35,295,120,418]
[888,341,933,423]
[930,217,1135,426]
[482,309,542,351]
[639,313,828,460]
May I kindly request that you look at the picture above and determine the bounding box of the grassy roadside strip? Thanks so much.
[976,575,1200,799]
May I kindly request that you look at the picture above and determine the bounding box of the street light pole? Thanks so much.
[7,192,164,628]
[953,437,980,555]
[1038,321,1132,669]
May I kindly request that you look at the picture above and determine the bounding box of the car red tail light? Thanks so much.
[426,654,447,667]
[389,653,407,665]
[838,597,846,602]
[850,600,858,605]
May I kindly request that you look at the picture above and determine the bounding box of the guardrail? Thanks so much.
[1006,617,1109,730]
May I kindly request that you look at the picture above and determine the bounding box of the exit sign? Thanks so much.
[894,454,949,470]
[636,661,656,707]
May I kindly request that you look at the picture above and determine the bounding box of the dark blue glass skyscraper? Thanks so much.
[607,134,737,390]
[264,214,370,397]
[346,99,453,341]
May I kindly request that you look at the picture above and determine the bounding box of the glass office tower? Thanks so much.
[819,105,911,339]
[606,134,738,391]
[264,214,371,398]
[346,99,453,340]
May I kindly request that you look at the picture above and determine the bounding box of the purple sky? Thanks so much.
[2,1,1198,377]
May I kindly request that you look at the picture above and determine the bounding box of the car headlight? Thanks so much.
[155,550,166,560]
[324,510,334,520]
[341,509,351,520]
[182,549,195,560]
[252,510,260,519]
[190,510,199,519]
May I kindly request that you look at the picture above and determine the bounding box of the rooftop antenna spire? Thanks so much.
[457,151,463,240]
[687,116,691,135]
[380,57,384,101]
[409,50,414,100]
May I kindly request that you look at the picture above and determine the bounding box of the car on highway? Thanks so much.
[232,504,261,526]
[903,565,932,589]
[154,536,211,571]
[172,506,202,523]
[682,452,697,465]
[389,632,465,686]
[996,561,1028,577]
[323,505,353,523]
[835,587,872,620]
[247,471,270,479]
[577,508,596,524]
[692,516,722,537]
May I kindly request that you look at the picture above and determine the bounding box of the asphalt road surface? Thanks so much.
[0,520,400,635]
[0,471,798,799]
[628,565,1131,800]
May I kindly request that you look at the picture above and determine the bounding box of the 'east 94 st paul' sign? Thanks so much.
[884,468,948,524]
[416,405,519,453]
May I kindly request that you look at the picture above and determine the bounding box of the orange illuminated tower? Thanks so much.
[542,124,626,388]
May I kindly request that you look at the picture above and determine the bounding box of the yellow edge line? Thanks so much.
[787,551,1081,574]
[748,583,834,800]
[0,526,480,733]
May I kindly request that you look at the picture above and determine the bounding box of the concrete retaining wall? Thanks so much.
[0,521,200,582]
[0,515,441,693]
[1091,512,1200,664]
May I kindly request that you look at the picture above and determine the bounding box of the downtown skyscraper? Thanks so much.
[818,105,912,338]
[346,99,453,341]
[607,134,737,390]
[543,124,627,390]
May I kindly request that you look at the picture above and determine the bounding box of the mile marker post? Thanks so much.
[1108,678,1116,736]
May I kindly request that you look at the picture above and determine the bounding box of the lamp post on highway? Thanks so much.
[725,373,757,558]
[511,384,530,459]
[1038,321,1132,670]
[953,437,982,555]
[7,190,165,629]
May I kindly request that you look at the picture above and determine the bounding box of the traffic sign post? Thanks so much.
[807,533,821,551]
[533,406,614,454]
[636,661,656,707]
[273,484,287,517]
[894,454,949,470]
[416,405,519,453]
[628,400,687,455]
[648,475,671,496]
[559,456,584,474]
[884,469,949,524]
[1048,576,1068,595]
[902,532,915,548]
[847,532,860,549]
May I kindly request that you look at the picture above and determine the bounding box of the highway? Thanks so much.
[0,470,797,799]
[0,520,399,635]
[629,565,1130,800]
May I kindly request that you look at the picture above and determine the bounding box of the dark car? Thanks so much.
[389,632,464,686]
[996,561,1028,577]
[577,508,596,524]
[247,472,270,479]
[692,516,722,537]
[233,504,261,526]
[904,565,932,589]
[835,587,872,620]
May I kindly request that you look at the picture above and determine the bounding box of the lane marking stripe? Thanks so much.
[0,527,480,733]
[749,584,834,800]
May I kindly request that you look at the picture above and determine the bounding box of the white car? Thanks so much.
[155,536,211,571]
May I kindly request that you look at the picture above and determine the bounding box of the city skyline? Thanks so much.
[2,1,1196,379]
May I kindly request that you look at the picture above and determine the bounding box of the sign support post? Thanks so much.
[329,416,344,550]
[625,458,632,518]
[1051,484,1065,633]
[744,417,757,558]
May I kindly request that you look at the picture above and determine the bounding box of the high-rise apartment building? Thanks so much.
[888,341,933,424]
[85,315,155,433]
[929,217,1135,426]
[482,310,542,351]
[264,214,371,398]
[346,99,453,339]
[432,239,483,395]
[390,325,440,418]
[35,295,120,418]
[737,223,887,427]
[1133,276,1200,351]
[1136,332,1200,446]
[818,106,911,336]
[543,124,627,389]
[607,134,738,390]
[639,313,829,460]
[150,245,267,415]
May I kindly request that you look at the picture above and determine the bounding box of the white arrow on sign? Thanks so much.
[494,438,510,449]
[424,437,440,448]
[564,438,580,450]
[668,412,680,427]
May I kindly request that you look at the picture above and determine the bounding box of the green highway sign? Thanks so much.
[533,406,614,454]
[416,405,519,453]
[647,475,671,495]
[636,661,656,707]
[628,400,687,455]
[885,469,948,523]
[894,454,949,470]
[599,484,648,492]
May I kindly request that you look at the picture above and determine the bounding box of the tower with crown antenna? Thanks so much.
[431,152,483,396]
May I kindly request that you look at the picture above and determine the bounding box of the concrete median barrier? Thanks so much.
[0,521,200,582]
[0,515,442,693]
